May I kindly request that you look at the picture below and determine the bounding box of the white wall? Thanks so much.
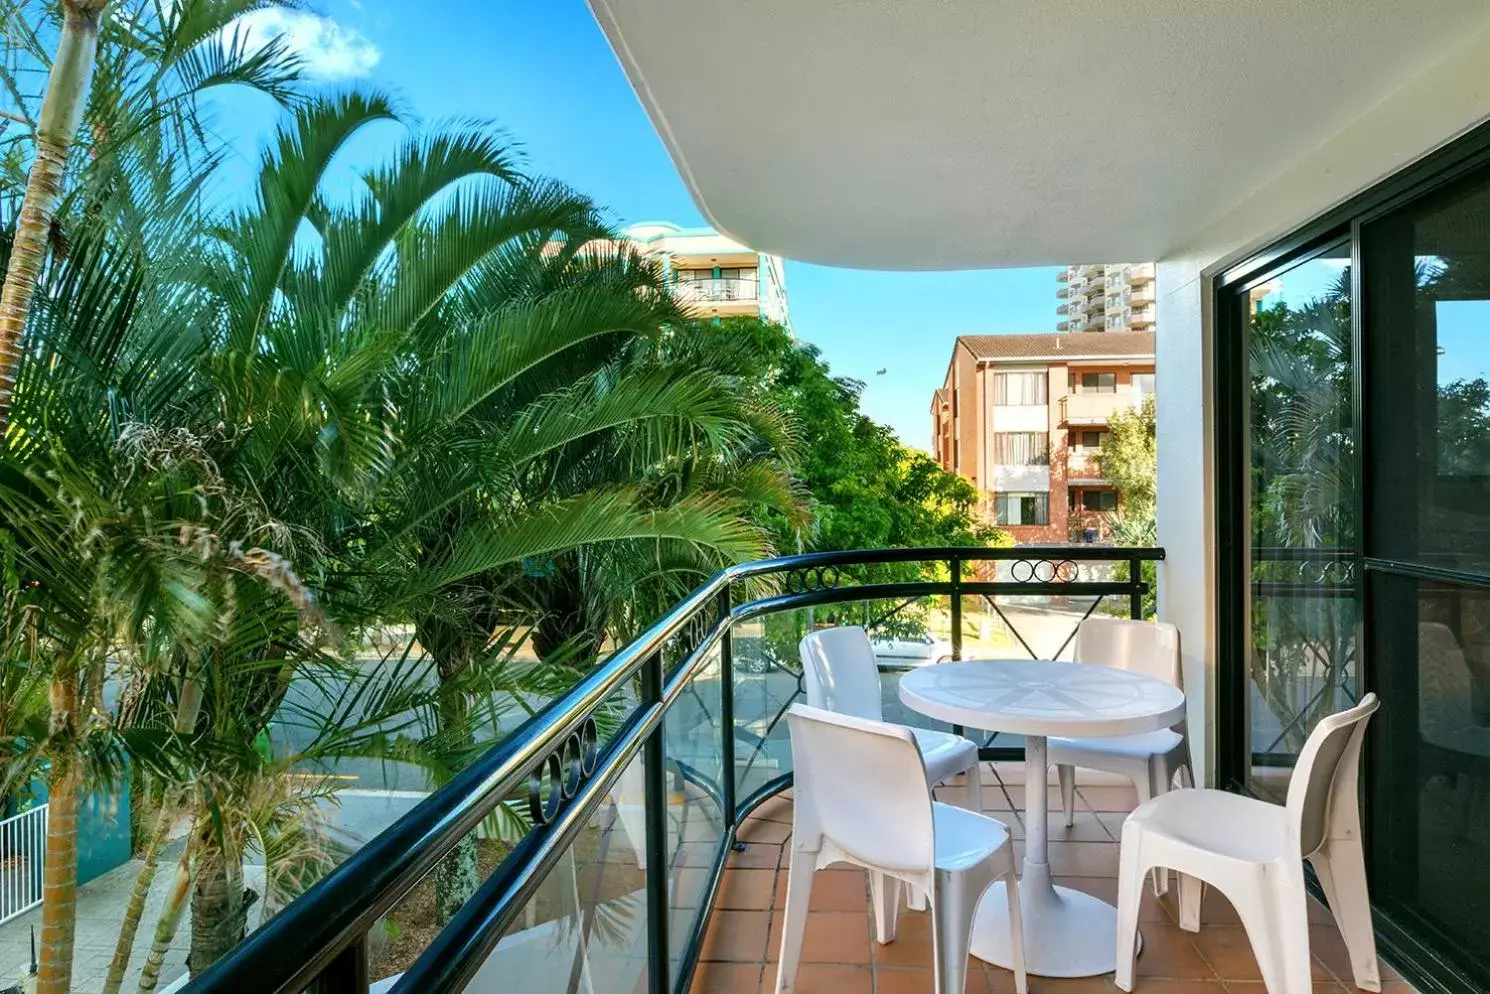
[991,465,1051,493]
[988,405,1048,432]
[1155,19,1490,785]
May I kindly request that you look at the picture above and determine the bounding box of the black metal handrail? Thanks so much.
[182,545,1164,994]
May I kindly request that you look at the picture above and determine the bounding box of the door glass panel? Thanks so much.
[1365,177,1490,574]
[1243,242,1358,801]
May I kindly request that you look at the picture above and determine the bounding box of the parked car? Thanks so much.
[869,633,952,668]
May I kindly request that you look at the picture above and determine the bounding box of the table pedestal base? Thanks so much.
[970,863,1141,978]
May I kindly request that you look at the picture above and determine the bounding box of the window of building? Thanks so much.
[993,371,1047,405]
[1081,490,1118,511]
[1132,372,1155,396]
[1071,429,1106,450]
[992,431,1049,465]
[994,492,1049,526]
[1080,372,1117,393]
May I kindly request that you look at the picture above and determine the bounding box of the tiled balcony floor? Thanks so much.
[691,765,1415,994]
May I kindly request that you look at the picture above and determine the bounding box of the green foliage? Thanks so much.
[1102,394,1157,518]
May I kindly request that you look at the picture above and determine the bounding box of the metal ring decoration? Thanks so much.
[527,751,564,826]
[1009,558,1079,584]
[528,716,601,825]
[783,566,842,594]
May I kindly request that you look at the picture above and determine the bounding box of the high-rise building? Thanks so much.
[931,331,1155,543]
[1055,263,1156,333]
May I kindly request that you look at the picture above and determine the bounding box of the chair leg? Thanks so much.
[1058,763,1076,828]
[1004,874,1028,994]
[1132,771,1168,897]
[907,884,928,912]
[772,851,815,994]
[1311,846,1381,992]
[964,762,985,813]
[1233,874,1312,994]
[869,871,901,945]
[1177,873,1203,933]
[1114,825,1144,993]
[932,886,973,994]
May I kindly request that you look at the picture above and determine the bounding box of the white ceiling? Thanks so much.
[589,0,1490,270]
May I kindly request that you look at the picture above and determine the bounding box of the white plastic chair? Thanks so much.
[776,704,1027,994]
[1049,617,1192,893]
[799,626,983,811]
[1114,694,1382,994]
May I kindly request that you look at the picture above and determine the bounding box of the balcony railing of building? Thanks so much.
[1127,263,1155,285]
[670,277,759,304]
[1130,304,1156,326]
[1056,269,1069,282]
[1059,390,1146,425]
[181,545,1163,994]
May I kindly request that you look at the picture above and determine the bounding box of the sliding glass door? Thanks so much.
[1217,123,1490,994]
[1361,168,1490,987]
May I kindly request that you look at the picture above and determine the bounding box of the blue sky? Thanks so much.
[208,0,1063,448]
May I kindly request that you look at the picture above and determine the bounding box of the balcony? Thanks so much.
[1130,304,1156,327]
[1060,391,1139,425]
[1057,303,1069,315]
[186,548,1175,994]
[672,277,760,305]
[1057,270,1069,282]
[1130,284,1156,306]
[1056,286,1069,299]
[1068,450,1106,482]
[1078,264,1103,280]
[1127,263,1156,285]
[1083,281,1104,299]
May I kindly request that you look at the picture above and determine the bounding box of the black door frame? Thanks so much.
[1213,118,1490,994]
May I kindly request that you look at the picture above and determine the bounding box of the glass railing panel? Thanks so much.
[429,747,653,994]
[664,643,727,988]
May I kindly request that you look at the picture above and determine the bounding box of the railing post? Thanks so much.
[717,584,737,823]
[642,650,671,994]
[949,557,963,662]
[1129,554,1144,620]
[315,937,368,994]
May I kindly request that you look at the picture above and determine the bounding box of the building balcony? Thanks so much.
[1060,391,1140,425]
[1130,304,1156,327]
[671,277,760,304]
[1130,284,1156,306]
[1077,264,1103,280]
[1067,450,1106,482]
[1057,269,1069,282]
[1127,262,1156,285]
[1083,281,1104,299]
[1057,303,1069,315]
[1056,286,1070,299]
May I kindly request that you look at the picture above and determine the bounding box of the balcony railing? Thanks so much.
[182,545,1163,994]
[670,277,759,304]
[1059,391,1143,424]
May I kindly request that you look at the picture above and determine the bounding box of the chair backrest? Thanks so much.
[785,703,935,872]
[1074,617,1182,688]
[799,626,884,721]
[1285,693,1380,857]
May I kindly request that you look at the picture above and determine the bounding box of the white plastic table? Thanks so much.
[898,658,1186,977]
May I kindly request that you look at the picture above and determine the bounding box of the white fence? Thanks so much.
[0,804,47,925]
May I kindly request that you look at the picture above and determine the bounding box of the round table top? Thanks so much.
[898,658,1186,738]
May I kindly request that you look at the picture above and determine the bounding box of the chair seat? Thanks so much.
[1129,788,1289,863]
[1048,728,1184,761]
[912,726,979,784]
[931,801,1010,871]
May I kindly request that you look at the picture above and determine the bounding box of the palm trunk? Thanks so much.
[102,803,175,994]
[136,842,192,994]
[106,663,202,993]
[187,821,250,976]
[37,660,80,994]
[0,0,107,432]
[434,666,478,925]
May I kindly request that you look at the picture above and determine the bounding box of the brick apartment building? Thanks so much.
[930,331,1155,544]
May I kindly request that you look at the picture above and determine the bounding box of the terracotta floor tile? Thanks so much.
[1044,812,1118,844]
[718,868,778,910]
[1044,841,1122,877]
[772,867,870,913]
[1019,976,1113,994]
[874,965,938,994]
[690,961,763,994]
[739,816,793,845]
[763,963,872,994]
[770,911,871,965]
[729,842,784,870]
[1219,982,1347,993]
[752,793,795,825]
[1306,924,1367,985]
[701,910,771,962]
[1058,875,1169,924]
[1119,981,1224,994]
[1131,922,1218,980]
[1076,785,1141,813]
[1004,786,1071,812]
[868,909,934,969]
